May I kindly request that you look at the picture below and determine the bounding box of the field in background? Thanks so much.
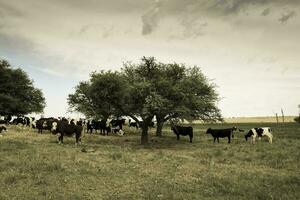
[224,116,297,123]
[0,123,299,200]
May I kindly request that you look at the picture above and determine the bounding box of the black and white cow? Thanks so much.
[51,120,83,144]
[12,117,26,126]
[206,127,237,143]
[110,118,126,130]
[36,118,58,134]
[171,125,193,143]
[245,127,273,144]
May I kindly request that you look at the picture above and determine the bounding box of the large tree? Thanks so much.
[153,63,222,136]
[0,59,45,116]
[68,57,222,145]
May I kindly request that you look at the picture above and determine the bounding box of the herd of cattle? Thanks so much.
[0,116,273,144]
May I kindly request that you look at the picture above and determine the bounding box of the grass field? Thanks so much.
[0,123,300,200]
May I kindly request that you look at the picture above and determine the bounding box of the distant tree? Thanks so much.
[0,59,45,116]
[68,57,222,145]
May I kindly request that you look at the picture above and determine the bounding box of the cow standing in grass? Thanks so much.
[245,127,273,144]
[206,127,237,143]
[171,125,193,143]
[51,120,83,144]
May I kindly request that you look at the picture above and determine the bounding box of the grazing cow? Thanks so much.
[206,127,237,143]
[171,125,193,143]
[245,127,273,144]
[51,120,83,144]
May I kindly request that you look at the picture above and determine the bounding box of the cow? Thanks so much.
[51,120,83,144]
[110,118,126,130]
[171,125,193,143]
[0,125,7,133]
[206,127,237,143]
[129,120,155,129]
[0,120,7,125]
[129,121,139,129]
[245,127,273,144]
[36,118,58,134]
[12,117,26,126]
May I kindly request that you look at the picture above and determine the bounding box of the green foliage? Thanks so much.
[0,59,45,115]
[68,57,222,144]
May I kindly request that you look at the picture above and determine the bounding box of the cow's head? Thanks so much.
[206,128,212,134]
[51,122,58,133]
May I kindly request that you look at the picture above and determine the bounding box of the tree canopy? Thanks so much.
[0,59,46,116]
[68,57,222,145]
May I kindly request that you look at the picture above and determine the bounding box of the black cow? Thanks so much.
[171,125,193,143]
[52,120,83,144]
[86,120,111,135]
[0,120,7,125]
[206,127,237,143]
[0,126,7,133]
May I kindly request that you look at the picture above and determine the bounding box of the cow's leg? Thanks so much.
[189,135,193,143]
[57,133,61,144]
[176,134,180,140]
[252,136,255,144]
[75,133,81,145]
[60,134,64,144]
[228,136,231,143]
[214,137,216,143]
[217,137,219,143]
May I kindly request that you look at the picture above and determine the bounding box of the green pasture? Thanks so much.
[0,123,299,200]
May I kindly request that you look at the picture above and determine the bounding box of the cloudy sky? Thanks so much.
[0,0,299,118]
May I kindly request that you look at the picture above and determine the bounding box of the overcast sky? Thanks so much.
[0,0,299,118]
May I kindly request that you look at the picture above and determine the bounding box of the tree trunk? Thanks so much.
[140,117,153,145]
[156,120,164,137]
[141,125,149,145]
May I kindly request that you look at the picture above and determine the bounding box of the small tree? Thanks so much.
[0,59,45,116]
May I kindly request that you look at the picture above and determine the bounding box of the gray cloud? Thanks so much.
[0,1,23,18]
[279,10,296,24]
[141,0,163,35]
[261,8,271,16]
[140,0,300,36]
